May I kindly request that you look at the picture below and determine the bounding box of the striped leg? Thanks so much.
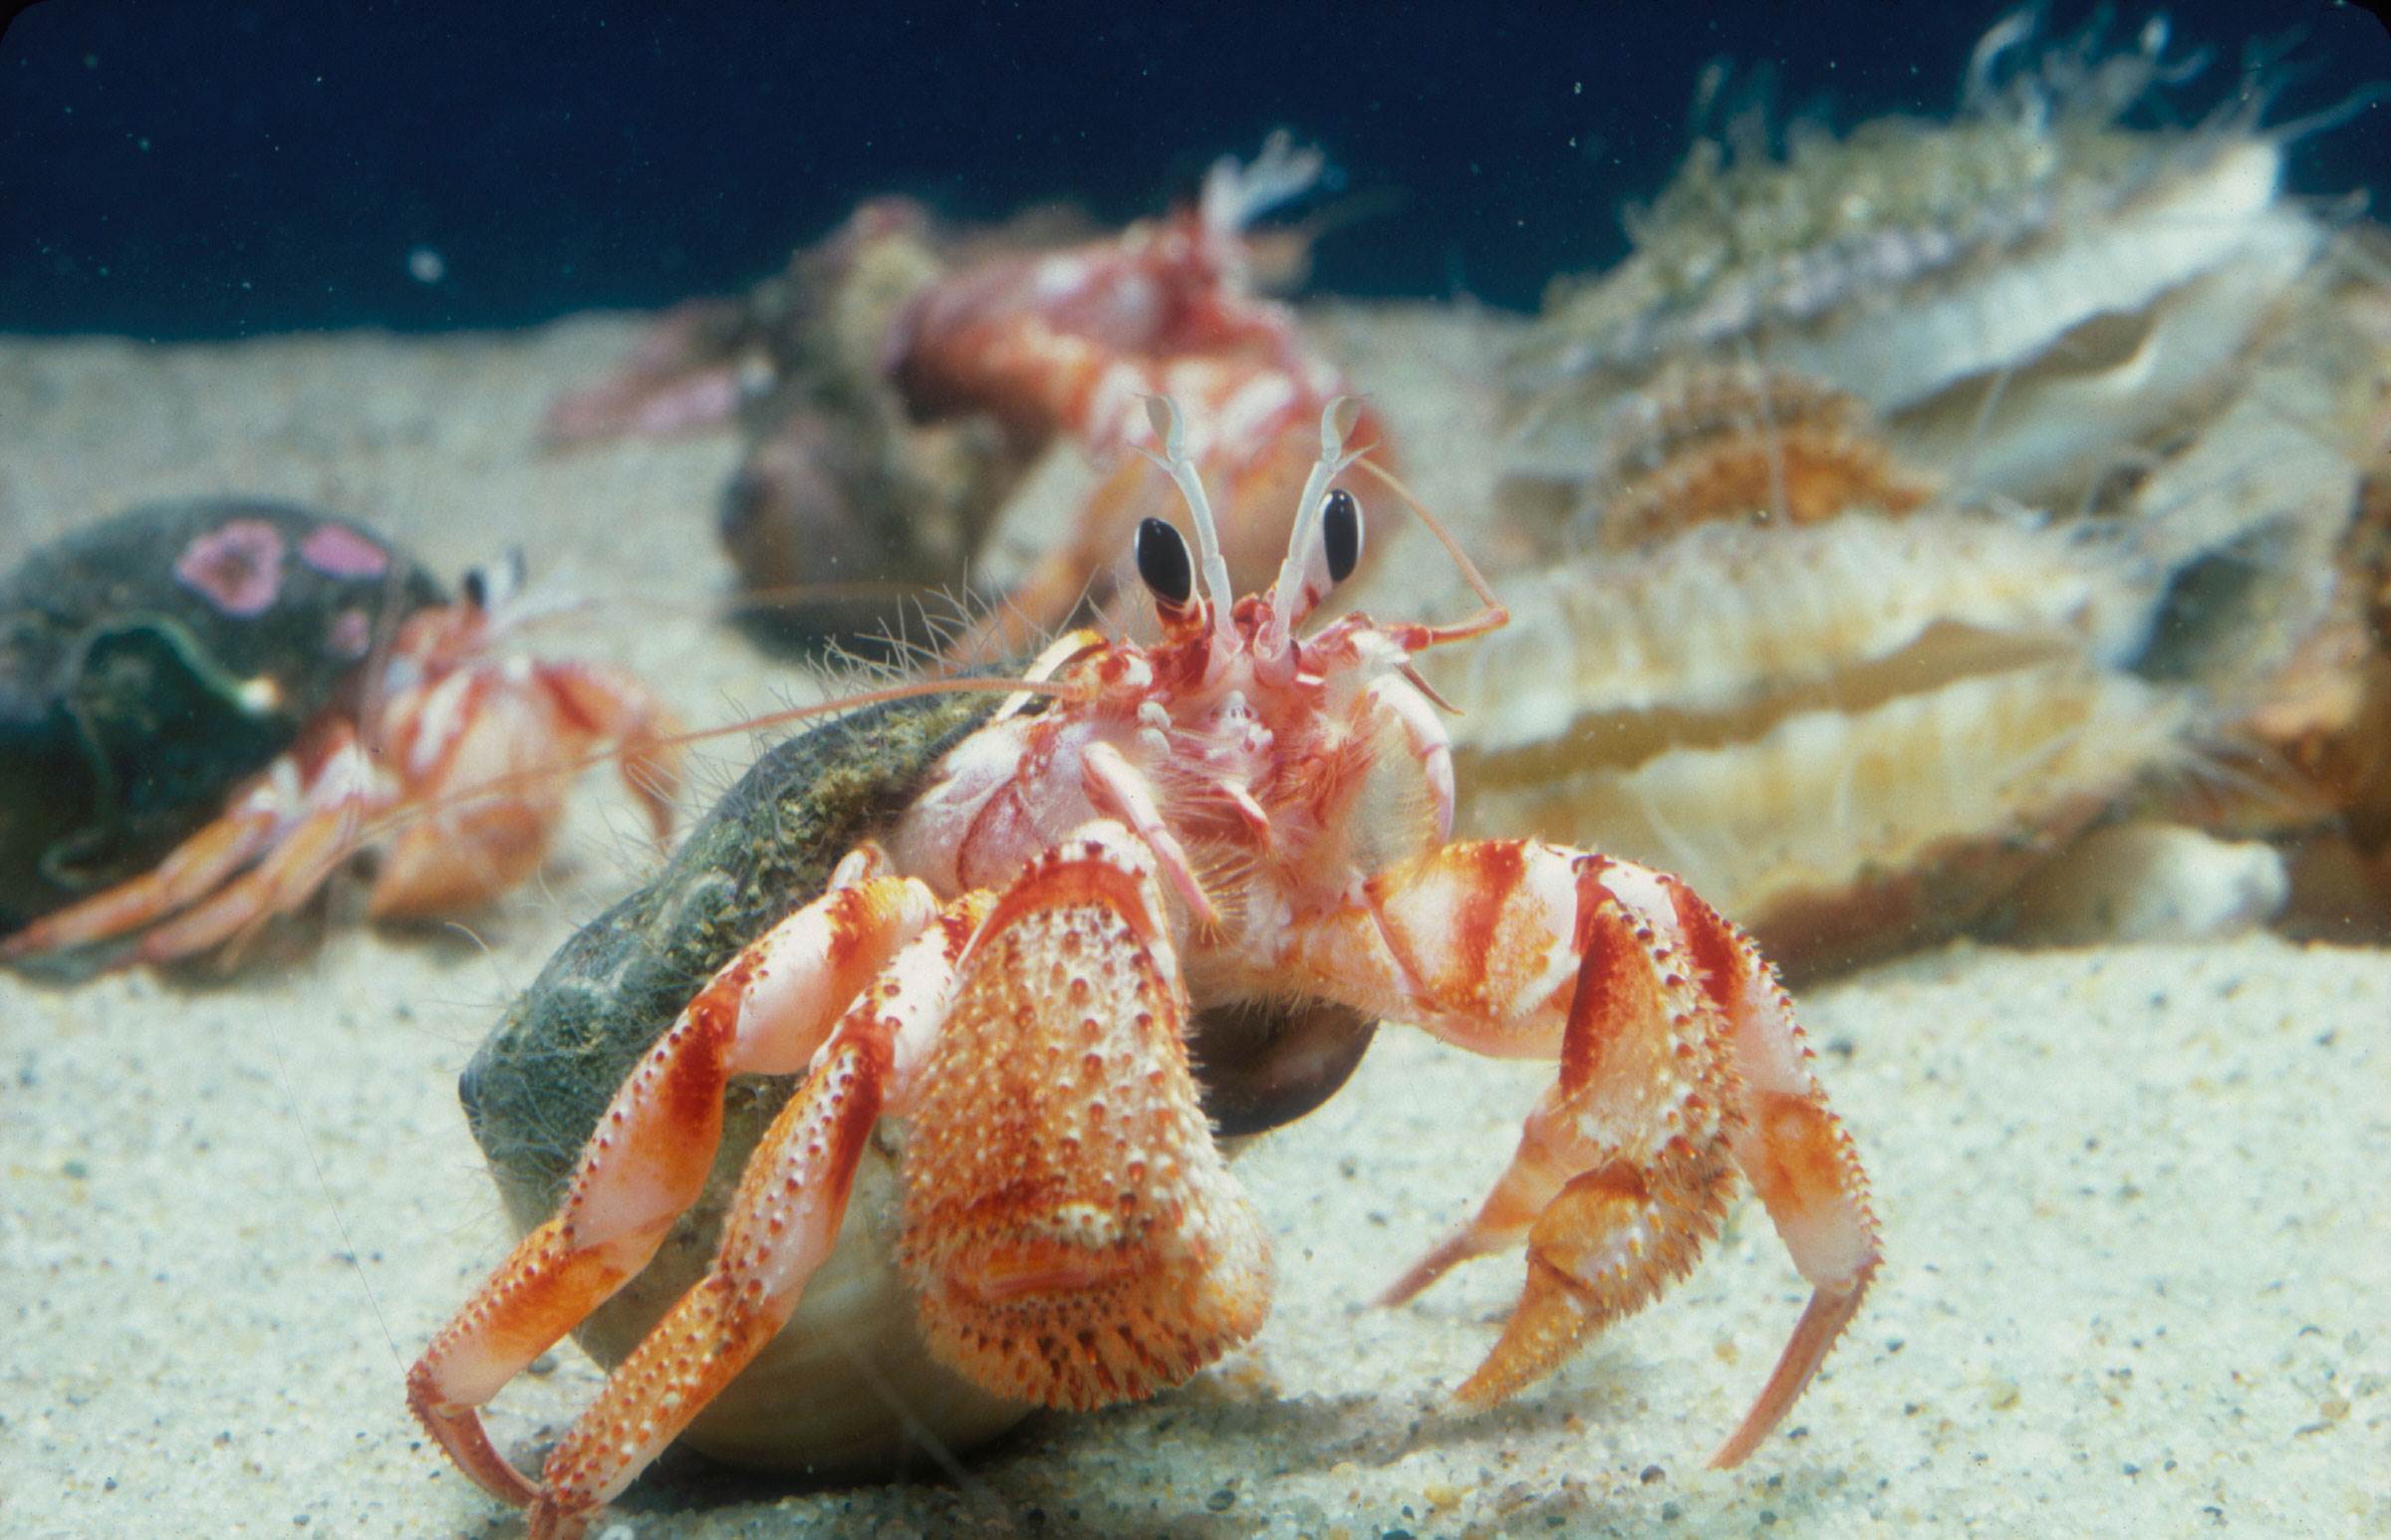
[1280,840,1880,1465]
[0,722,382,967]
[406,869,940,1510]
[537,658,684,846]
[367,659,683,920]
[519,898,986,1539]
[1665,883,1883,1467]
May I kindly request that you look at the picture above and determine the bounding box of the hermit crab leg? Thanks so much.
[519,822,1269,1538]
[1665,883,1884,1468]
[405,871,941,1508]
[365,659,683,919]
[1361,674,1457,841]
[129,728,390,962]
[1273,839,1879,1464]
[520,898,985,1539]
[536,658,686,845]
[0,721,387,966]
[1081,739,1221,926]
[0,782,285,961]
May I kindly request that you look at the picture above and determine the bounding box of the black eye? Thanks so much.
[1321,488,1362,584]
[1135,516,1195,607]
[461,549,526,612]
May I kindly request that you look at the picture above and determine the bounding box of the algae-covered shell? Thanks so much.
[0,498,443,933]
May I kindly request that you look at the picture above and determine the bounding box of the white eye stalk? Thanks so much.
[1266,397,1368,646]
[1139,397,1239,670]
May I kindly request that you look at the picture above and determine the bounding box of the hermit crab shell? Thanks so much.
[0,498,442,934]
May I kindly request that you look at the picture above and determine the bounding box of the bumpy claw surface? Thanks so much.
[899,830,1270,1409]
[414,827,1275,1537]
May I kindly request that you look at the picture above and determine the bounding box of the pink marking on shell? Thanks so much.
[326,607,374,659]
[299,522,393,579]
[174,519,287,618]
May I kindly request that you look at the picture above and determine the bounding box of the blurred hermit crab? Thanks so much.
[546,133,1389,656]
[0,498,681,971]
[408,400,1881,1539]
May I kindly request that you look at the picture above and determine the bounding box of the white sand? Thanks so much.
[1,317,2383,1538]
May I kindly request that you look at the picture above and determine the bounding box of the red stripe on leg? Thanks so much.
[1559,864,1650,1098]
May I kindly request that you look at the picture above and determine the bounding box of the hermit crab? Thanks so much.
[547,134,1387,656]
[0,497,681,970]
[407,402,1881,1539]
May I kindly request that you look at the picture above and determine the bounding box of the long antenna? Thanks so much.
[1348,454,1508,632]
[342,673,1065,851]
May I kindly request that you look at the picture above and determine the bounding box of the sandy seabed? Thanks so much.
[0,314,2383,1538]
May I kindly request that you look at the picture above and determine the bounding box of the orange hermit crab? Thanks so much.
[407,399,1881,1539]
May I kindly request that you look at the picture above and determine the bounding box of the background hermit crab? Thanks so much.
[0,497,682,971]
[546,134,1392,658]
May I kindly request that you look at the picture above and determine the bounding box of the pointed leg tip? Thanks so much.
[406,1383,542,1509]
[1373,1268,1433,1310]
[1709,1272,1877,1470]
[1706,1422,1765,1471]
[1378,1226,1486,1309]
[1450,1367,1506,1411]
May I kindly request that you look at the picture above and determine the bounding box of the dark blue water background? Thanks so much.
[4,0,2386,338]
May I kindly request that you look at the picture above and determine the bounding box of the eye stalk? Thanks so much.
[1263,397,1369,653]
[1138,396,1240,679]
[1321,488,1362,585]
[1134,516,1196,610]
[461,547,527,614]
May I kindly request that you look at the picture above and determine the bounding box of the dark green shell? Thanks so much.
[459,687,1004,1225]
[0,499,445,933]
